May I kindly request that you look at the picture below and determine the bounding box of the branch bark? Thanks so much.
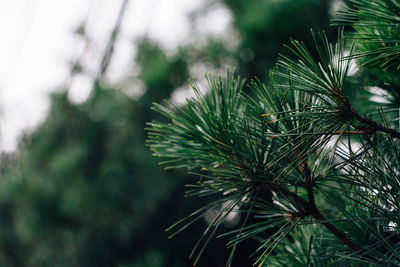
[262,180,379,263]
[350,106,400,139]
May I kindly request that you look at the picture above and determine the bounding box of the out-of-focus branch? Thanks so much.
[93,0,130,87]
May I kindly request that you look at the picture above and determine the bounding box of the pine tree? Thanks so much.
[148,1,400,266]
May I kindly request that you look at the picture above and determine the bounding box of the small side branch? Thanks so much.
[305,185,379,263]
[261,180,378,262]
[351,107,400,139]
[308,200,363,252]
[299,166,363,253]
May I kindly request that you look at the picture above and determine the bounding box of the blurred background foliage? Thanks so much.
[0,0,372,266]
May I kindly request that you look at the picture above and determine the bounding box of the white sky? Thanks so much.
[0,0,231,152]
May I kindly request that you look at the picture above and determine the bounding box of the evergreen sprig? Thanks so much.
[147,1,400,266]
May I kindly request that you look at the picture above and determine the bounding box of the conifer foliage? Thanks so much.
[148,1,400,265]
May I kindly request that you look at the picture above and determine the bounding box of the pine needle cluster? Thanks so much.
[148,1,400,266]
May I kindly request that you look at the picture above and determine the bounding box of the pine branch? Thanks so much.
[263,178,380,263]
[350,106,400,139]
[307,188,381,264]
[310,208,364,254]
[148,4,400,261]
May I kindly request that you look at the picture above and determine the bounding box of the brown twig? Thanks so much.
[350,106,400,139]
[260,179,379,263]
